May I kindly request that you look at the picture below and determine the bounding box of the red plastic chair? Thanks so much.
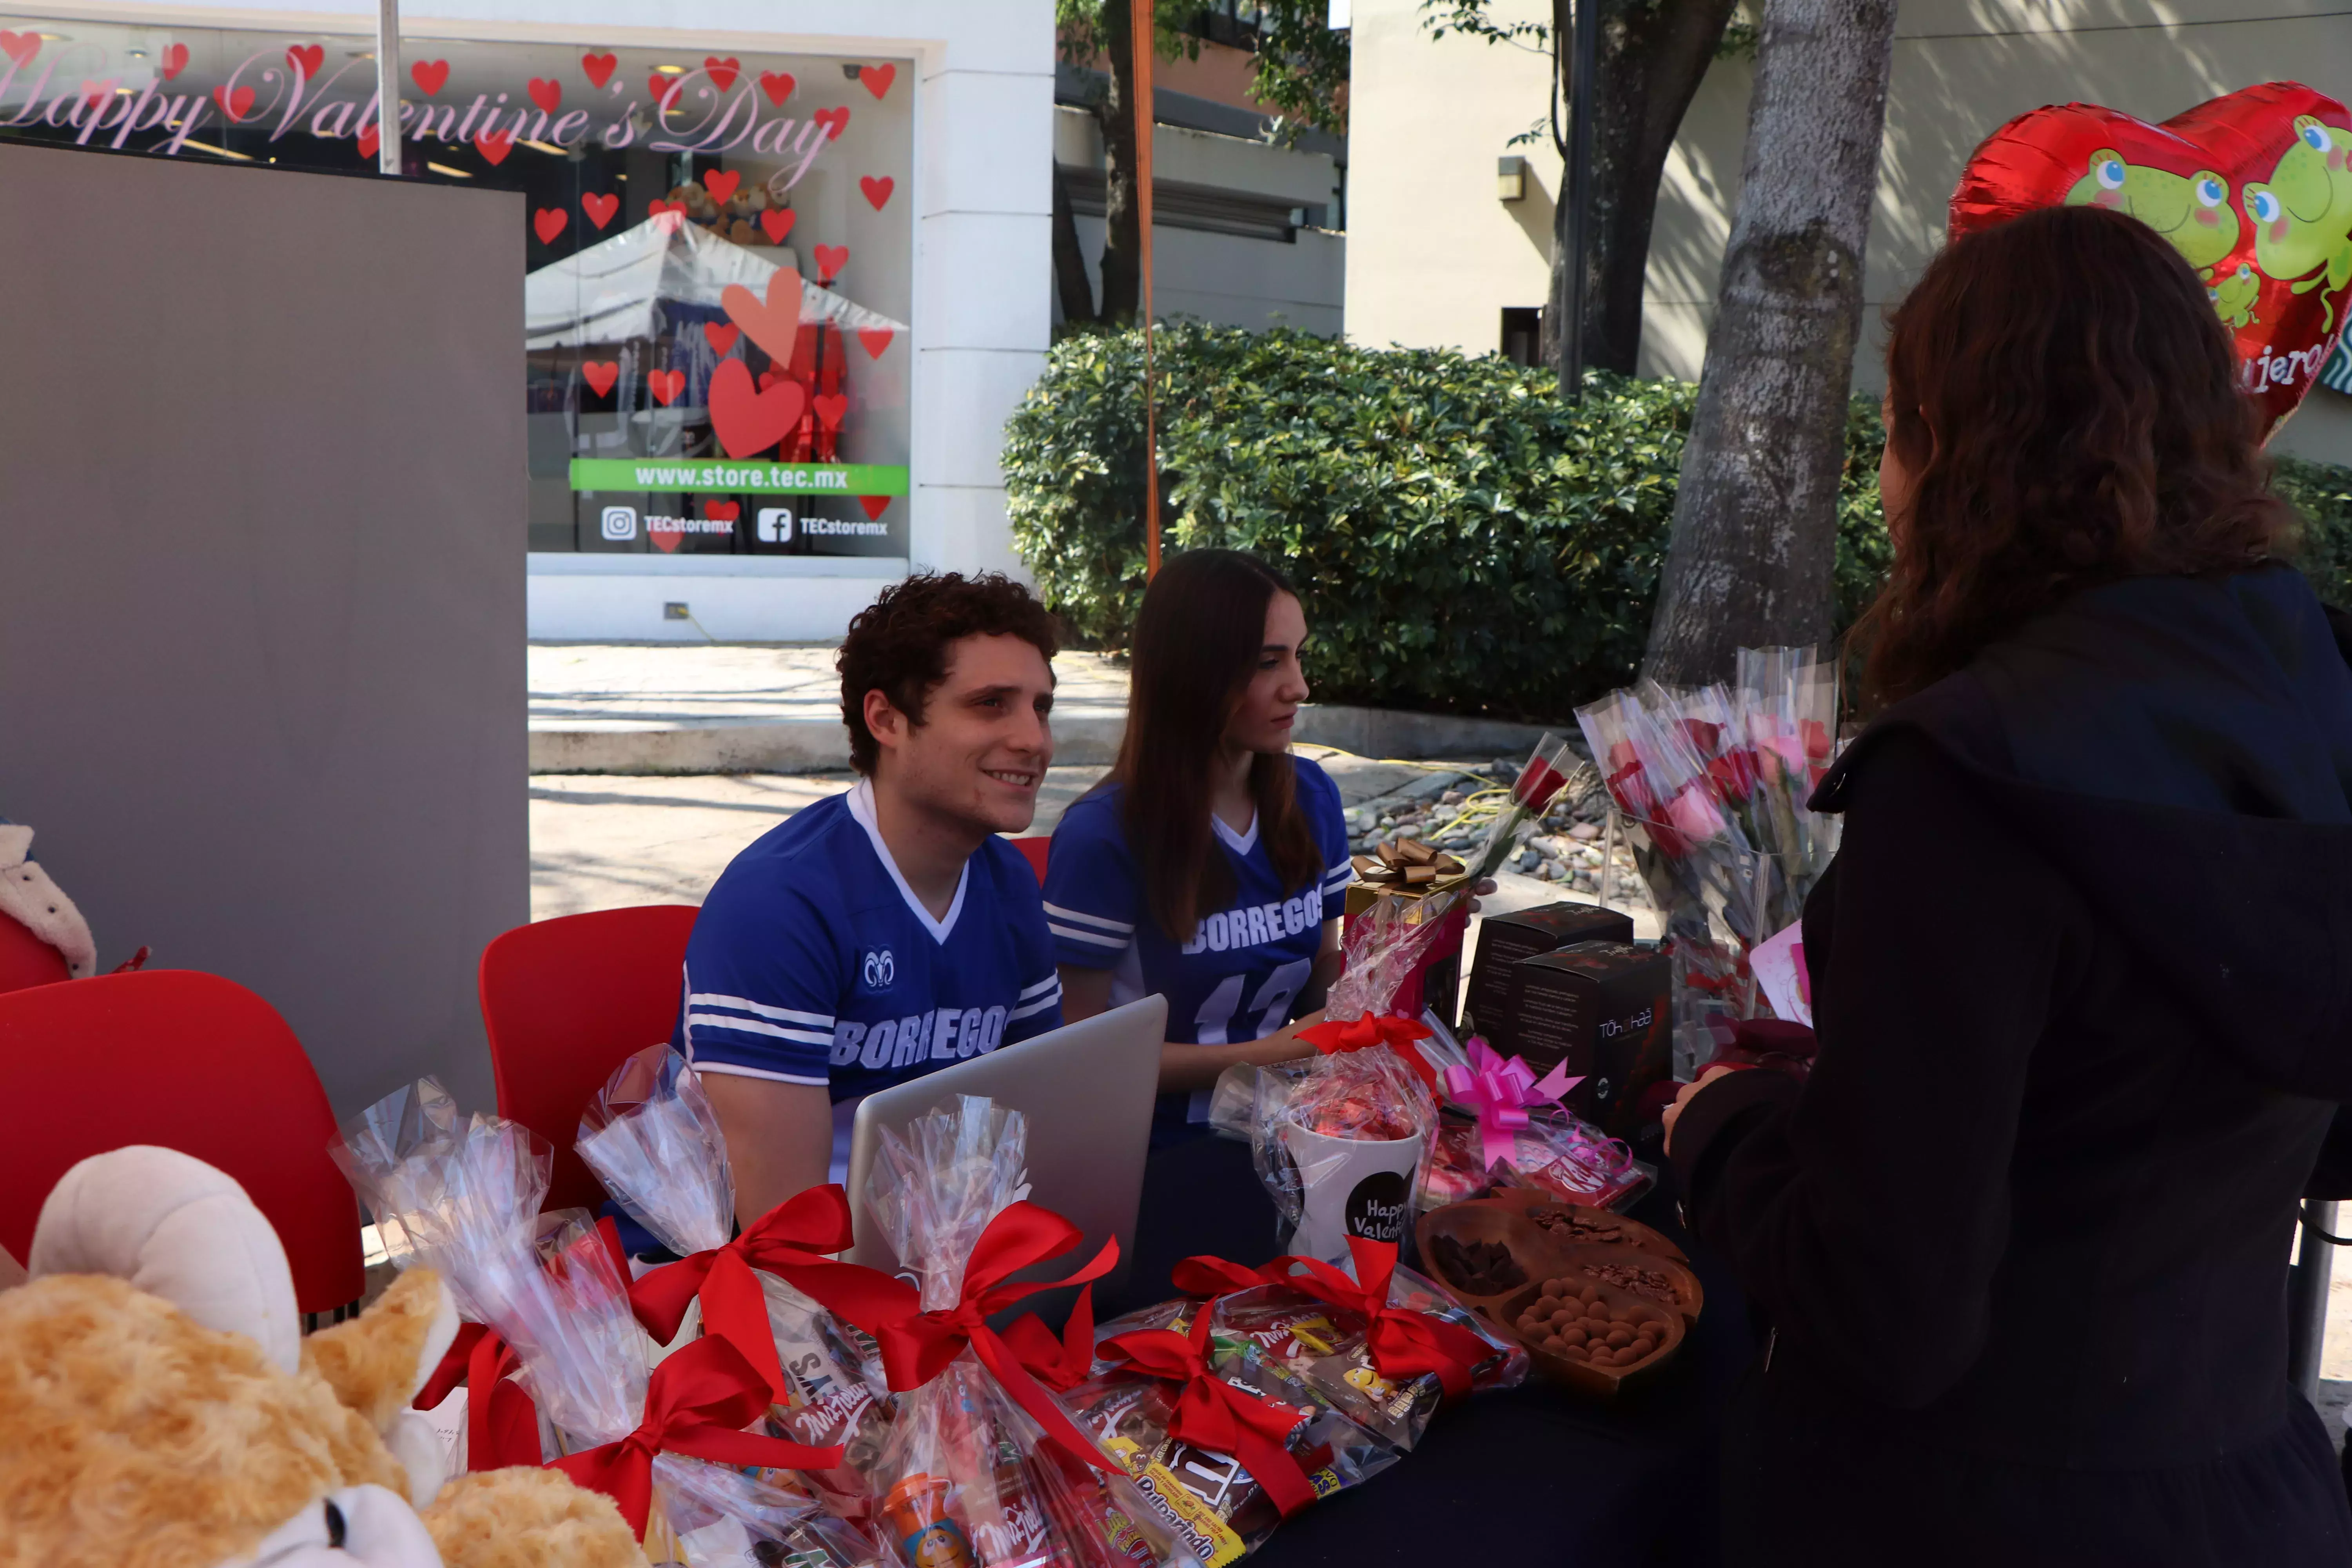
[1009,836,1051,885]
[478,905,701,1214]
[0,970,363,1312]
[0,911,68,995]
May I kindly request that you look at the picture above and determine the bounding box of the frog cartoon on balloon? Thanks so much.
[2241,115,2352,331]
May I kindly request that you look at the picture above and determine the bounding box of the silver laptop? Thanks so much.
[845,995,1166,1300]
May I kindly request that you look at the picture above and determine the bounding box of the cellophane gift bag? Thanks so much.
[801,1096,1198,1568]
[1029,1292,1397,1566]
[1174,1244,1528,1455]
[1250,898,1446,1267]
[577,1044,899,1530]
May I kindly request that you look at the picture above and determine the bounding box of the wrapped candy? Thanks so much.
[1409,1035,1651,1211]
[656,1454,885,1568]
[1173,1241,1526,1454]
[1251,901,1444,1267]
[788,1097,1192,1568]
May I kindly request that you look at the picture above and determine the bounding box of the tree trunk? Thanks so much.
[1546,0,1740,379]
[1094,0,1145,325]
[1051,161,1096,325]
[1641,0,1896,687]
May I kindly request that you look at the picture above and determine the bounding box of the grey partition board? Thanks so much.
[0,142,524,1118]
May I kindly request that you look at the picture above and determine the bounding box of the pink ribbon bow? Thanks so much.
[1442,1038,1580,1171]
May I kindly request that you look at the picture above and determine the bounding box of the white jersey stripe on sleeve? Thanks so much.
[1018,974,1060,1000]
[687,992,834,1028]
[1042,901,1134,935]
[686,1011,833,1049]
[1009,990,1062,1021]
[1049,922,1127,949]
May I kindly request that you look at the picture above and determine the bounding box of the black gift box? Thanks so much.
[1506,940,1669,1128]
[1462,902,1634,1049]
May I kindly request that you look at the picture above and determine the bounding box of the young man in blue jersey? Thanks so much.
[675,573,1065,1223]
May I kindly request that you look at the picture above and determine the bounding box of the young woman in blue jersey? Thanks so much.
[1045,550,1354,1137]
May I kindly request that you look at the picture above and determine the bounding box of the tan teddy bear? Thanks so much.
[0,1146,645,1568]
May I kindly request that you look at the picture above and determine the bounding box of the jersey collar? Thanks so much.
[1210,809,1259,857]
[846,777,970,944]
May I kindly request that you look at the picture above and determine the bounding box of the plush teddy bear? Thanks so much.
[0,1145,645,1568]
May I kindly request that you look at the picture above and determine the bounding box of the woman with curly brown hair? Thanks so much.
[1663,203,2352,1563]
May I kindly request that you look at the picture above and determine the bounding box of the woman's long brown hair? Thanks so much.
[1852,203,2294,710]
[1110,549,1326,943]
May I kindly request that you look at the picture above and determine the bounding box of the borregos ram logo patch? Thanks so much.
[860,948,896,992]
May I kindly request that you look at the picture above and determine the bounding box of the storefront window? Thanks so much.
[0,20,913,559]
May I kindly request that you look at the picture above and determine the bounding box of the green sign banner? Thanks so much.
[570,459,910,496]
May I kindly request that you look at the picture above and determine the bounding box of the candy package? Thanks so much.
[1418,1110,1651,1212]
[1183,1245,1528,1454]
[797,1097,1194,1568]
[1250,900,1444,1267]
[655,1450,884,1568]
[760,1269,899,1531]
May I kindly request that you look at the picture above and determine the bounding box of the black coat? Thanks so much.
[1670,567,2352,1565]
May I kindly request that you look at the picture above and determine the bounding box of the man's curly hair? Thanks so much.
[838,572,1060,775]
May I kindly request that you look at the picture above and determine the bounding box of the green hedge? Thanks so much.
[1003,323,2352,721]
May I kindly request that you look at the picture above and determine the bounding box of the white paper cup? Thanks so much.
[1281,1122,1428,1269]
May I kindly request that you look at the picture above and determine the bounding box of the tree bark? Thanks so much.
[1093,0,1145,325]
[1546,0,1739,379]
[1641,0,1896,687]
[1051,161,1097,325]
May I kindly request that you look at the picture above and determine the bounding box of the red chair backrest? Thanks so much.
[0,969,362,1311]
[1009,836,1050,885]
[0,911,68,996]
[478,905,701,1214]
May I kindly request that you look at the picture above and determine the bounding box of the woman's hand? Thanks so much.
[1661,1065,1739,1155]
[1467,877,1498,915]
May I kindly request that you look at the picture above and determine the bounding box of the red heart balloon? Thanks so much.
[813,245,848,282]
[528,77,561,115]
[704,170,742,204]
[759,207,796,245]
[709,359,808,458]
[704,500,742,523]
[1952,82,2352,437]
[410,58,448,97]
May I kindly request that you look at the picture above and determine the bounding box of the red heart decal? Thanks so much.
[759,71,795,107]
[582,361,619,397]
[862,63,896,100]
[528,77,561,114]
[813,393,848,429]
[704,500,742,523]
[812,106,849,140]
[648,199,674,217]
[358,123,380,160]
[759,207,796,244]
[720,268,805,362]
[0,31,40,69]
[858,496,891,521]
[708,359,809,459]
[212,85,254,123]
[286,44,323,80]
[80,79,114,111]
[758,369,784,391]
[705,56,741,91]
[860,175,893,211]
[410,59,448,96]
[704,170,742,204]
[533,207,568,245]
[703,321,741,354]
[160,42,188,80]
[650,517,683,553]
[580,192,619,230]
[648,369,686,407]
[1953,82,2352,436]
[813,245,848,282]
[648,72,678,108]
[858,327,894,359]
[475,128,514,165]
[581,51,616,89]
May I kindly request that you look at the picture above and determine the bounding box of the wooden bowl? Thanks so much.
[1494,1278,1684,1397]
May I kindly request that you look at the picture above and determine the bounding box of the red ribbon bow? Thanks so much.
[1296,1013,1439,1093]
[1171,1254,1290,1299]
[415,1321,544,1470]
[627,1184,856,1403]
[1264,1239,1492,1401]
[1002,1283,1098,1393]
[1101,1313,1320,1519]
[787,1200,1124,1474]
[548,1334,846,1539]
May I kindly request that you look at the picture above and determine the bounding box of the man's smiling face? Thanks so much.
[877,631,1056,835]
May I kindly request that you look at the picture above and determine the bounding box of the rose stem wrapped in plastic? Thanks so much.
[578,1043,897,1528]
[1006,1289,1399,1565]
[787,1097,1193,1568]
[1168,1241,1528,1454]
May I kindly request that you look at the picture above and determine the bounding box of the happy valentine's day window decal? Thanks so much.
[0,19,915,560]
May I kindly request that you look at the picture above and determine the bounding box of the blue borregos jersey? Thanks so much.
[675,780,1063,1172]
[1043,757,1352,1046]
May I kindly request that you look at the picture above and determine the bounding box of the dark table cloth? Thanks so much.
[1094,1134,1755,1568]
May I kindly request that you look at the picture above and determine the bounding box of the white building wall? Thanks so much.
[49,0,1055,641]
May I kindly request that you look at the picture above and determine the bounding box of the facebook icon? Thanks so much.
[756,506,794,544]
